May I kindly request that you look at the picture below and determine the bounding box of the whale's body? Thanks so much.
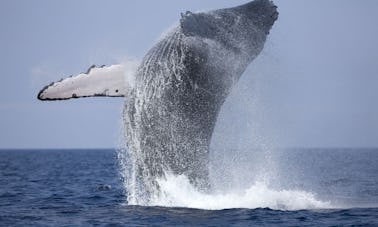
[38,0,278,204]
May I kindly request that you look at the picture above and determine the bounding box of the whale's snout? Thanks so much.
[270,4,279,20]
[236,0,278,29]
[270,6,279,26]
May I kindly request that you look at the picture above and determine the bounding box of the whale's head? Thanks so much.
[181,0,278,57]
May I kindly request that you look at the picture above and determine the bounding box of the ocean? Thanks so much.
[0,148,377,226]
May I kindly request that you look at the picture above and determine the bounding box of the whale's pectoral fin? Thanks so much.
[38,64,132,101]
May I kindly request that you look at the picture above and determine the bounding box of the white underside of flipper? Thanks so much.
[38,64,133,101]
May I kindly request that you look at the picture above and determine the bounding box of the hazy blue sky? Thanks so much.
[0,0,377,149]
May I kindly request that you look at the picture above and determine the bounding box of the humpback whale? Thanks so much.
[38,0,278,204]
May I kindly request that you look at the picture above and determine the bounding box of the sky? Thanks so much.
[0,0,377,149]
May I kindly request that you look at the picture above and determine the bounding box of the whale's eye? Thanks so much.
[115,89,119,93]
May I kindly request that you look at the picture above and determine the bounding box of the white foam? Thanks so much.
[151,173,332,211]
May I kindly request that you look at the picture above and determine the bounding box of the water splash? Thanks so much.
[150,173,331,210]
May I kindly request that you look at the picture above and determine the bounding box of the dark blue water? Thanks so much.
[0,149,377,226]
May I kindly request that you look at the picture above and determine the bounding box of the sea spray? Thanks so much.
[117,140,332,210]
[150,173,331,210]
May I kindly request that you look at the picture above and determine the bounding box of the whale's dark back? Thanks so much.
[123,0,278,204]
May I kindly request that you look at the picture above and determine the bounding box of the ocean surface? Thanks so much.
[0,148,377,226]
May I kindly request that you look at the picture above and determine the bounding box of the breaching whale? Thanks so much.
[38,0,278,204]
